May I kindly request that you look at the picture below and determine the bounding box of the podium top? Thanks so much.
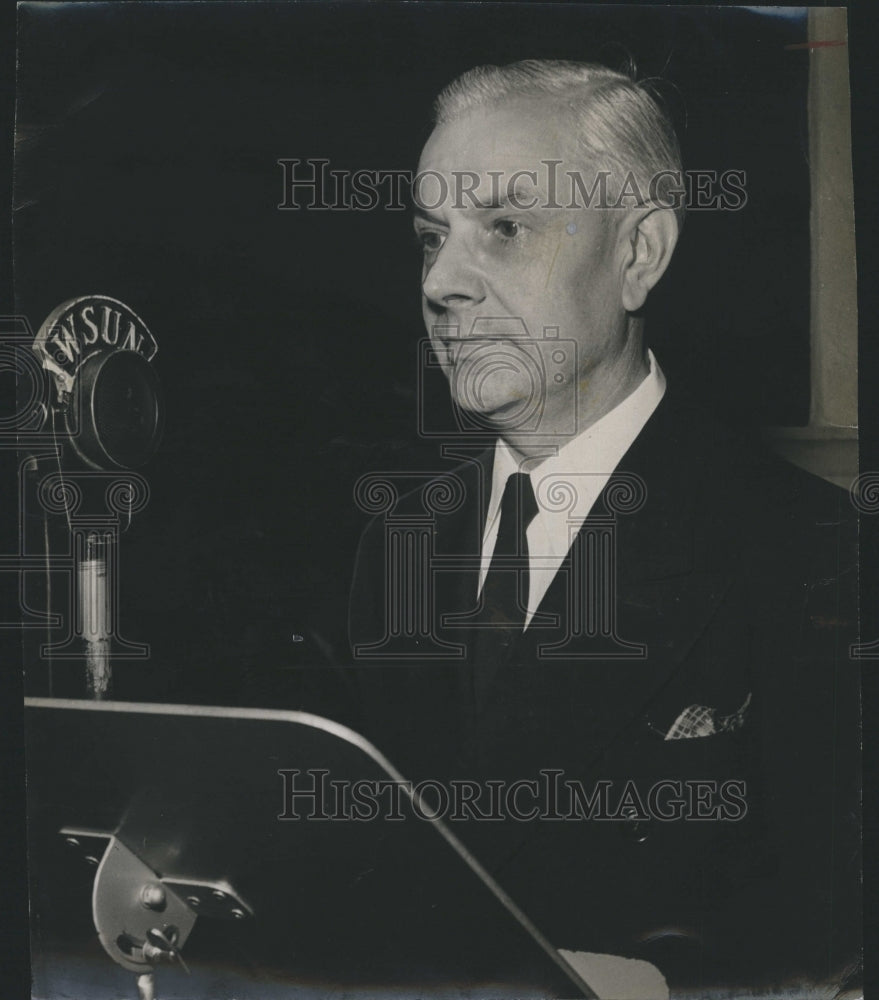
[25,697,596,999]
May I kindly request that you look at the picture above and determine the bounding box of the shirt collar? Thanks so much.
[489,349,666,511]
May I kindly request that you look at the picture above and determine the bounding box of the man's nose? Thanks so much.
[421,233,485,309]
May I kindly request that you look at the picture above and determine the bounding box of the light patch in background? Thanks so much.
[741,7,807,20]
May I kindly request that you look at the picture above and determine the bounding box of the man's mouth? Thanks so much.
[442,339,484,371]
[431,316,533,346]
[430,317,539,382]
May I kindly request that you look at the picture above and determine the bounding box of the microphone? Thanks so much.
[31,296,163,698]
[33,295,163,470]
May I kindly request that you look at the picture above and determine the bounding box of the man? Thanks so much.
[350,60,859,995]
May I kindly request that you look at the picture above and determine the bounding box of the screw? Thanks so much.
[186,895,201,909]
[140,883,167,911]
[230,908,246,920]
[84,855,100,866]
[64,836,80,849]
[211,889,227,901]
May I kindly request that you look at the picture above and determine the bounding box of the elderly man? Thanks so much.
[350,60,859,995]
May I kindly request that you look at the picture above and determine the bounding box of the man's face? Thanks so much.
[415,97,631,438]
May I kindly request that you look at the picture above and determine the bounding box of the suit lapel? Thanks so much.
[431,447,493,625]
[423,395,741,765]
[483,392,738,753]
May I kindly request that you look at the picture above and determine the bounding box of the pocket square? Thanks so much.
[664,692,752,741]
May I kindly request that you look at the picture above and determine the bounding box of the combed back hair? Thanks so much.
[434,59,685,229]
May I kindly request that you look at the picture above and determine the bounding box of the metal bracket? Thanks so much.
[61,826,253,975]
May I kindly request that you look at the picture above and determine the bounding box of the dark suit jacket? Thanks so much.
[348,388,860,993]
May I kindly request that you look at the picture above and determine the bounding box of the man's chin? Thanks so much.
[451,389,542,433]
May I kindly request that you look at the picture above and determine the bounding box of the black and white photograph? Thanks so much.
[3,3,869,998]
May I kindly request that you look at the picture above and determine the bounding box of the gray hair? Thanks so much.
[434,59,685,228]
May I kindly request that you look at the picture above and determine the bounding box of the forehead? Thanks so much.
[418,97,580,179]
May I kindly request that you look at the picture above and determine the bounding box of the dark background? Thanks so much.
[13,2,815,707]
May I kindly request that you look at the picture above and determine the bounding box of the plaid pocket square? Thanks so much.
[664,692,752,741]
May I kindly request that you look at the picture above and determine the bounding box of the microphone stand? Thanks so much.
[79,528,112,699]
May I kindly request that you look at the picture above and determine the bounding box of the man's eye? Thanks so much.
[416,230,446,252]
[493,219,522,240]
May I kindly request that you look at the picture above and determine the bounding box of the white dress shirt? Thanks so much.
[478,350,666,628]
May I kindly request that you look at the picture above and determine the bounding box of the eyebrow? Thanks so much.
[466,185,536,210]
[413,183,539,221]
[413,206,445,224]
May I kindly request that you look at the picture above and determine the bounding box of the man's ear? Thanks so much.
[619,208,679,313]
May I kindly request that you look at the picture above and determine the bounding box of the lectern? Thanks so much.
[25,698,597,999]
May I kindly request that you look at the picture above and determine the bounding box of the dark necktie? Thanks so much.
[480,471,538,630]
[467,472,538,706]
